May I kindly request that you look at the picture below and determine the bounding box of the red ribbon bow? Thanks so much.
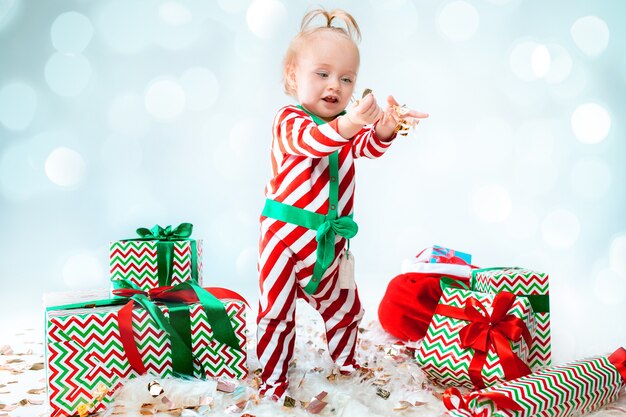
[443,387,522,417]
[608,347,626,384]
[436,291,532,389]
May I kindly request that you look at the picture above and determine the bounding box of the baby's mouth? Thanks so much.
[322,96,339,103]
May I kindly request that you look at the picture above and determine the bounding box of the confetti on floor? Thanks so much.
[1,300,624,416]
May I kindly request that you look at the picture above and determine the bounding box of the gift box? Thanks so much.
[45,286,247,417]
[110,223,203,292]
[471,267,550,370]
[415,287,535,389]
[403,245,474,278]
[443,347,626,417]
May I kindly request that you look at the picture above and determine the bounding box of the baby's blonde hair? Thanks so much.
[282,8,362,97]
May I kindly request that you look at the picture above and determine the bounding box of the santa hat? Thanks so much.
[378,272,469,341]
[378,246,475,341]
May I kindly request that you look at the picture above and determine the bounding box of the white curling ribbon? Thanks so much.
[338,250,355,290]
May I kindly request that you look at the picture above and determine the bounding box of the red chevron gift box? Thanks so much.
[471,267,550,370]
[415,287,536,389]
[110,223,203,292]
[443,347,626,417]
[45,286,247,417]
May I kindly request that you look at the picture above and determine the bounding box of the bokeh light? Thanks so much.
[62,251,106,289]
[0,82,37,131]
[0,0,20,29]
[544,44,572,83]
[44,52,92,96]
[541,209,580,249]
[44,147,86,187]
[218,0,250,14]
[437,1,479,42]
[571,102,611,144]
[246,0,287,39]
[180,67,219,112]
[370,0,420,39]
[471,184,512,223]
[609,234,626,274]
[0,140,45,201]
[510,40,541,81]
[505,206,538,240]
[108,93,150,136]
[570,16,609,57]
[473,117,514,161]
[530,44,550,78]
[50,11,93,53]
[96,0,154,55]
[100,134,144,172]
[158,1,192,26]
[592,268,626,305]
[144,78,186,121]
[570,157,611,200]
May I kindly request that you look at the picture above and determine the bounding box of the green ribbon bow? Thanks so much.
[316,216,358,270]
[136,223,193,240]
[124,222,198,287]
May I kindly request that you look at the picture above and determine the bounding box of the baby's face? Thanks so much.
[291,33,359,121]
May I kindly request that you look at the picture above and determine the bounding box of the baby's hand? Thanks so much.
[346,93,383,126]
[376,96,429,140]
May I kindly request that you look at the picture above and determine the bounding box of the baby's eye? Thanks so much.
[317,72,329,78]
[341,77,353,84]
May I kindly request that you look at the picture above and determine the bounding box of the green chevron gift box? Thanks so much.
[110,223,203,292]
[415,287,536,390]
[45,287,247,417]
[443,347,626,417]
[471,267,550,370]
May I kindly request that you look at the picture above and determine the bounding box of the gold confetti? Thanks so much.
[29,363,44,371]
[362,88,372,98]
[93,383,109,401]
[148,380,164,398]
[76,403,90,417]
[393,400,413,411]
[283,396,296,408]
[376,387,391,400]
[26,387,46,395]
[306,391,328,414]
[216,378,236,393]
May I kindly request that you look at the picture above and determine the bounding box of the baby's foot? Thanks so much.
[259,382,288,402]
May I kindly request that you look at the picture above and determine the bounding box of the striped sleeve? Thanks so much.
[274,106,350,158]
[351,125,395,159]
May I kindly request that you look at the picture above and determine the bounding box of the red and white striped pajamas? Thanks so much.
[257,105,395,398]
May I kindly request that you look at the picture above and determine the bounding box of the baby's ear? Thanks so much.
[285,65,297,92]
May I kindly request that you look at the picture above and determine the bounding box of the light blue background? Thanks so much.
[1,0,624,363]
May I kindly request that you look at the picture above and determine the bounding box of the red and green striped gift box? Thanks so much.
[444,347,626,417]
[416,287,536,389]
[471,267,551,370]
[110,223,204,292]
[45,293,247,417]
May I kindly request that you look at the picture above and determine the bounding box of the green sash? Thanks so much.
[262,106,357,294]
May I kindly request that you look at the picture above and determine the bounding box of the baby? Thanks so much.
[256,8,428,399]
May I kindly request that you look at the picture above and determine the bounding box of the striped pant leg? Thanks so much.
[307,251,364,373]
[256,229,298,399]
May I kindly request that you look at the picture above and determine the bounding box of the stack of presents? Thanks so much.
[379,246,625,417]
[44,227,625,417]
[44,223,248,417]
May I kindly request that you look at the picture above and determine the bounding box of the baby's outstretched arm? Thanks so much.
[375,95,429,141]
[337,94,383,139]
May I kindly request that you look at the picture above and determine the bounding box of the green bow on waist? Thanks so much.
[316,216,358,270]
